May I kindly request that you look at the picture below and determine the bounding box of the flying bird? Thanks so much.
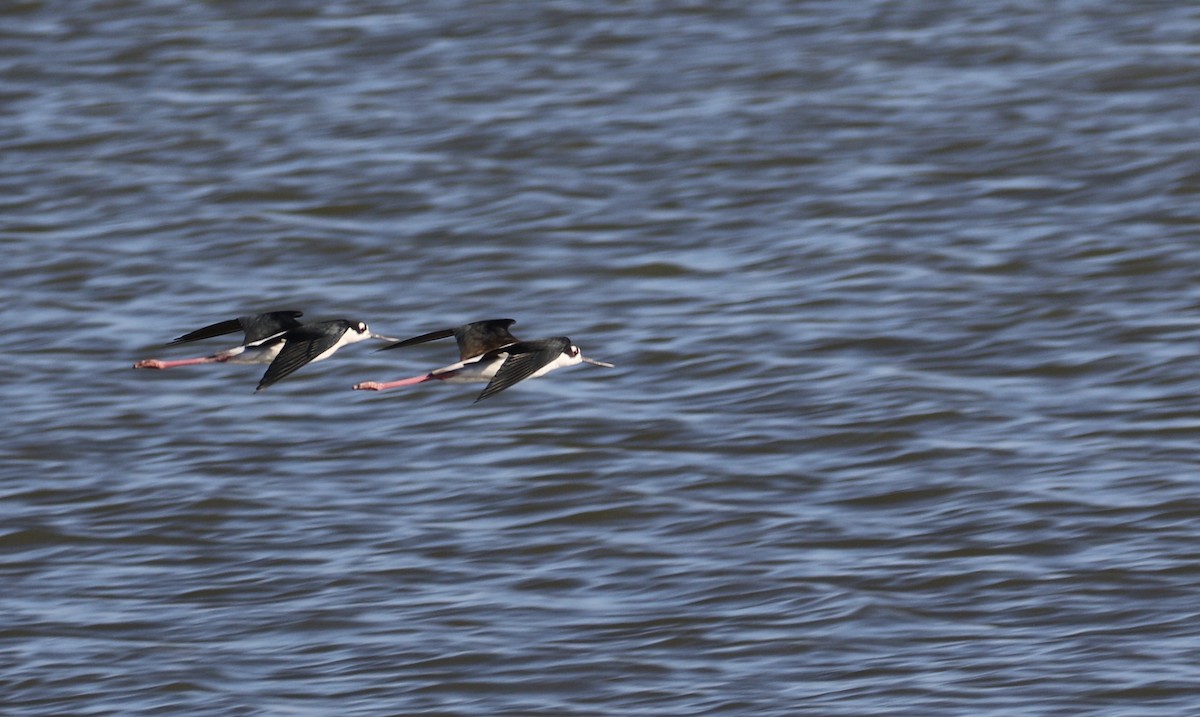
[133,310,305,370]
[133,311,397,391]
[353,319,613,402]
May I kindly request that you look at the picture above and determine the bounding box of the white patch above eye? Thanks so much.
[357,322,367,333]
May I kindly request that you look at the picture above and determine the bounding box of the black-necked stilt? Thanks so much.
[353,320,613,402]
[133,310,304,370]
[255,319,398,391]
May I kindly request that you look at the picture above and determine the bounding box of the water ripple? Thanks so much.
[4,1,1200,715]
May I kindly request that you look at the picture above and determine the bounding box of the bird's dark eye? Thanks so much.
[568,345,579,357]
[357,322,367,333]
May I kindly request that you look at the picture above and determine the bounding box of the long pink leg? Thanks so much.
[133,356,227,369]
[353,373,433,391]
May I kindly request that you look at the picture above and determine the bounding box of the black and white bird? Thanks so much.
[353,318,613,402]
[254,319,398,391]
[133,312,397,391]
[133,310,305,370]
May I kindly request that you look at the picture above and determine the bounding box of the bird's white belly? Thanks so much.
[221,342,286,365]
[432,355,503,383]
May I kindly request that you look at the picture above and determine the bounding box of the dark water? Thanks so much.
[4,1,1200,714]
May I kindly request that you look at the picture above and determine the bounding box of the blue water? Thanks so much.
[3,1,1200,714]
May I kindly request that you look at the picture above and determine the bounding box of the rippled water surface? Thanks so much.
[4,1,1200,715]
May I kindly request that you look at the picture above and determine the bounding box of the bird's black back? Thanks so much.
[381,318,518,360]
[170,310,303,345]
[239,311,305,344]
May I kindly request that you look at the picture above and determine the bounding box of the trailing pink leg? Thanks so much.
[353,373,433,391]
[133,356,225,370]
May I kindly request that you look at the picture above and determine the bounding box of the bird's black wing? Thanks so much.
[255,325,343,391]
[169,310,303,345]
[379,318,517,360]
[455,319,518,360]
[170,318,244,345]
[377,327,456,351]
[240,311,304,345]
[474,337,567,403]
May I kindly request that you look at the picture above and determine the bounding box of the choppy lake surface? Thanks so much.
[3,2,1200,714]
